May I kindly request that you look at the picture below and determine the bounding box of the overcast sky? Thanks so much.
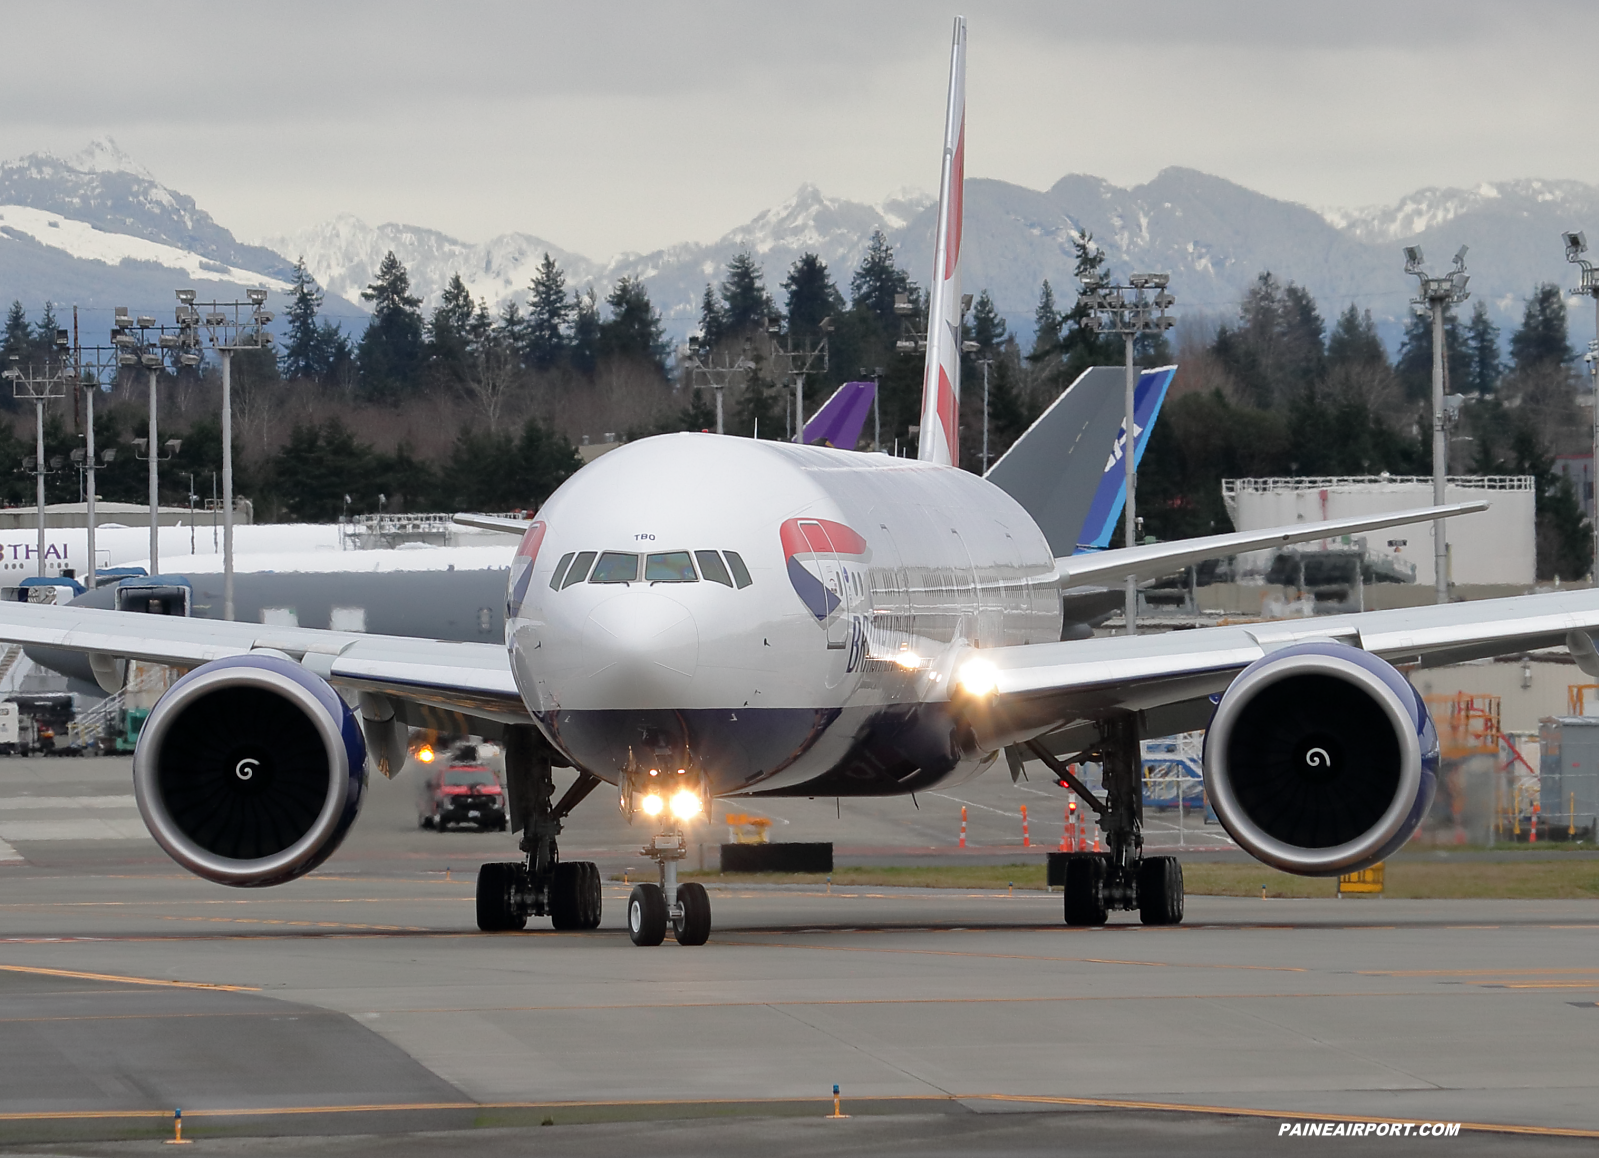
[2,2,1592,257]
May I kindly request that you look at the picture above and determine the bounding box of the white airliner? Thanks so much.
[0,18,1594,947]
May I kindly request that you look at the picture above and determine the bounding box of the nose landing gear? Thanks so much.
[629,826,712,946]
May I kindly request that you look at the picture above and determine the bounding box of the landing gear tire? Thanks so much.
[1138,855,1184,926]
[476,862,528,932]
[1064,854,1109,927]
[550,861,604,930]
[673,881,711,946]
[579,862,602,929]
[628,883,668,946]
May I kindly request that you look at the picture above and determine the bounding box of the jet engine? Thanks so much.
[1203,642,1436,876]
[133,654,368,887]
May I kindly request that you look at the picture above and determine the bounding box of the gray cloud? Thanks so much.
[3,2,1596,257]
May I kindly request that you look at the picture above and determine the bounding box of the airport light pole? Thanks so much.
[767,316,831,444]
[978,355,994,474]
[1404,245,1470,605]
[1076,272,1177,635]
[1564,231,1599,581]
[188,289,273,620]
[682,335,751,436]
[3,347,70,578]
[67,346,124,589]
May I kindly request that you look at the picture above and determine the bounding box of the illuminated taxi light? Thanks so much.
[956,659,999,697]
[670,790,703,820]
[894,651,922,670]
[415,746,436,764]
[640,793,665,817]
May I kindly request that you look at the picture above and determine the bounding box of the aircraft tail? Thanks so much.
[916,16,967,467]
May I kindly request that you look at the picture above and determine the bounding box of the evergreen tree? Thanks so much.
[569,288,601,376]
[598,277,667,373]
[2,301,30,364]
[1509,283,1573,372]
[357,251,425,398]
[783,253,842,339]
[427,273,475,383]
[1057,233,1121,378]
[281,257,326,382]
[1211,273,1326,407]
[1395,305,1468,401]
[32,302,61,364]
[697,285,726,348]
[720,252,775,336]
[270,419,381,521]
[1464,301,1502,394]
[849,230,914,326]
[1327,304,1385,369]
[970,289,1007,355]
[523,253,571,371]
[1030,281,1062,360]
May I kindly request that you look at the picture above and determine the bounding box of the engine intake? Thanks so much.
[1203,642,1436,875]
[133,654,367,887]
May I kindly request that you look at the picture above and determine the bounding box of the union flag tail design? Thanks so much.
[917,15,967,468]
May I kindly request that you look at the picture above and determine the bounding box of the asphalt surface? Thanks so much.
[1,756,1597,1156]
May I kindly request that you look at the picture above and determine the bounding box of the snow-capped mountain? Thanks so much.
[3,136,1598,353]
[0,138,358,326]
[266,183,934,332]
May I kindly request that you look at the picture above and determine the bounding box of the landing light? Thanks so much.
[670,790,703,820]
[640,793,665,817]
[895,650,923,670]
[956,659,999,697]
[416,745,436,764]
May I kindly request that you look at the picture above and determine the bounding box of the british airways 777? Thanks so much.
[0,18,1589,946]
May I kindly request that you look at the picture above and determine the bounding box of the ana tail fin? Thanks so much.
[916,15,967,467]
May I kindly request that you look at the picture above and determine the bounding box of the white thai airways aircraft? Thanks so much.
[0,18,1589,947]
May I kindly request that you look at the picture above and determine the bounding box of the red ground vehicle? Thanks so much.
[418,762,508,832]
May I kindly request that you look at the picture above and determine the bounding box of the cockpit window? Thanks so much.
[561,551,597,589]
[725,551,753,589]
[645,551,697,582]
[589,551,640,584]
[695,550,733,587]
[549,552,575,590]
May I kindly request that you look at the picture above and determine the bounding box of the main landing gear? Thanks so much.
[627,826,711,946]
[476,727,604,933]
[1029,715,1184,928]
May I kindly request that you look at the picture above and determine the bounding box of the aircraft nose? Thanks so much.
[580,592,699,704]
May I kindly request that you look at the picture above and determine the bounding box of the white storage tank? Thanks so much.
[1222,475,1536,587]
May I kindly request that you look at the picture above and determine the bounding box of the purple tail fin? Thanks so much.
[802,380,877,450]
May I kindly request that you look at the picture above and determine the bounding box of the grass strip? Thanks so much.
[685,860,1599,899]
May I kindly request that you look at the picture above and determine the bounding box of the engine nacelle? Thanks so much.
[133,655,368,887]
[1203,642,1437,876]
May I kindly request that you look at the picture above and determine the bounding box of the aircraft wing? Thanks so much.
[0,601,527,724]
[453,513,531,535]
[960,587,1599,749]
[1053,501,1488,589]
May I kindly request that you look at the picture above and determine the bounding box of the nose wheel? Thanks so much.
[629,826,713,946]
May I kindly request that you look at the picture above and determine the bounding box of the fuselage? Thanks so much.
[508,433,1061,797]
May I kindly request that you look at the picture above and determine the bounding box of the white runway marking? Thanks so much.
[0,838,19,862]
[0,818,150,841]
[0,795,137,811]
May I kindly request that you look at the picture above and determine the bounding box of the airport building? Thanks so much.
[1223,475,1536,588]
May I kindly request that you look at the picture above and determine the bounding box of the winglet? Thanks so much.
[916,15,967,468]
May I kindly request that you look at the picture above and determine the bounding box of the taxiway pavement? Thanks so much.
[0,757,1596,1155]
